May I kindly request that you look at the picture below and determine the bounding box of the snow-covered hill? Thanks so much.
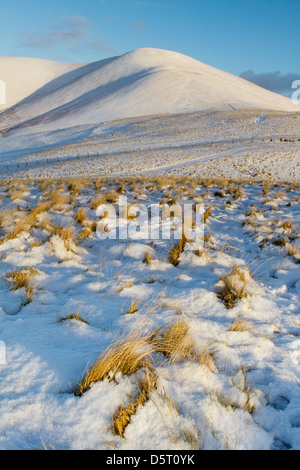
[0,57,82,111]
[0,48,297,132]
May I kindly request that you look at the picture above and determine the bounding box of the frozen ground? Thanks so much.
[0,110,299,181]
[0,177,300,450]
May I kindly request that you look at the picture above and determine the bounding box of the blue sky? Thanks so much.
[0,0,299,94]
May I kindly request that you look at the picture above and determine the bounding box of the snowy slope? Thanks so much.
[0,48,297,132]
[0,178,300,450]
[0,57,83,111]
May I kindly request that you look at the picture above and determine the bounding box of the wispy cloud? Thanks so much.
[20,15,118,56]
[21,16,92,49]
[240,70,300,96]
[132,20,148,33]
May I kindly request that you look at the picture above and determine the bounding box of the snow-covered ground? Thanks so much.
[0,47,299,451]
[0,177,300,450]
[0,110,299,181]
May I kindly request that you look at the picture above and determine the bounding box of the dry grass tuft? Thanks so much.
[75,327,154,396]
[197,345,218,372]
[204,207,212,223]
[91,195,105,210]
[53,225,77,242]
[78,226,93,239]
[112,370,157,437]
[272,237,287,247]
[58,310,89,324]
[229,315,253,332]
[9,188,27,202]
[218,265,252,309]
[125,204,138,221]
[286,243,300,262]
[7,268,38,303]
[169,235,188,267]
[150,320,195,363]
[241,367,255,414]
[281,220,294,232]
[122,299,139,315]
[40,179,55,192]
[68,178,86,196]
[5,201,51,240]
[91,190,119,210]
[46,190,69,210]
[143,251,152,265]
[150,320,217,371]
[75,208,87,225]
[47,224,78,253]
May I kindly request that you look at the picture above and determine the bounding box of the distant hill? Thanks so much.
[0,48,297,132]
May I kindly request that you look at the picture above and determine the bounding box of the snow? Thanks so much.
[0,47,299,450]
[0,179,300,450]
[0,57,82,111]
[0,109,299,182]
[0,48,297,134]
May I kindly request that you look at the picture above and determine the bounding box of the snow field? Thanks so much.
[0,176,299,449]
[1,110,299,182]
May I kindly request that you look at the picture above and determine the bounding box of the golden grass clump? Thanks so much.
[125,204,138,220]
[9,188,27,202]
[280,219,293,233]
[286,243,300,259]
[75,208,87,225]
[218,265,252,309]
[75,327,154,396]
[122,299,139,315]
[58,311,89,324]
[91,195,105,210]
[94,177,102,191]
[272,237,287,247]
[92,190,119,208]
[78,226,93,239]
[7,268,38,303]
[68,178,86,196]
[229,315,253,333]
[151,320,195,363]
[40,179,55,192]
[204,207,212,223]
[52,225,76,241]
[143,251,152,265]
[169,235,187,267]
[112,370,157,437]
[46,190,69,210]
[241,367,255,415]
[262,182,270,197]
[48,225,79,254]
[150,320,217,371]
[5,201,51,240]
